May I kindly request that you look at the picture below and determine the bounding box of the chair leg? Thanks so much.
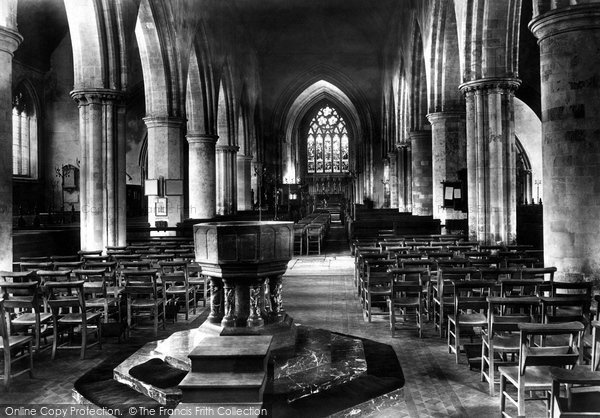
[517,383,525,417]
[500,374,506,416]
[3,348,10,388]
[454,324,460,364]
[488,346,495,396]
[80,323,87,360]
[51,317,59,360]
[388,299,394,337]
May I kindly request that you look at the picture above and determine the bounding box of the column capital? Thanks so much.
[142,116,186,129]
[186,133,219,145]
[397,142,411,150]
[216,145,240,153]
[0,26,22,55]
[426,111,466,124]
[408,130,432,141]
[70,88,125,105]
[530,3,600,42]
[236,154,253,161]
[459,77,521,95]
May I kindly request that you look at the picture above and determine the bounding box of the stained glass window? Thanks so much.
[307,105,349,173]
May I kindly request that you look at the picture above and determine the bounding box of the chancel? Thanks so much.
[1,0,600,417]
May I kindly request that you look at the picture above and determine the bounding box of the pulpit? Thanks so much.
[193,221,293,328]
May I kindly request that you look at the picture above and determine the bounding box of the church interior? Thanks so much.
[1,0,600,416]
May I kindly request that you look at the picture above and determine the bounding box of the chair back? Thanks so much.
[20,262,53,272]
[50,255,79,262]
[36,270,72,283]
[399,259,435,271]
[77,250,103,260]
[159,261,188,274]
[54,261,85,271]
[500,278,545,297]
[486,296,539,334]
[45,280,86,313]
[20,256,50,262]
[73,269,108,299]
[453,279,496,313]
[365,260,394,287]
[0,281,40,310]
[518,322,584,375]
[122,269,159,298]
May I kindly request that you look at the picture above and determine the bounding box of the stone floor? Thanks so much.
[2,224,549,417]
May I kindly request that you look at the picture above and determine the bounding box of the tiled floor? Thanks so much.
[2,224,548,417]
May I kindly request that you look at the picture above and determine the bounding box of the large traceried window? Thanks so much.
[307,105,349,173]
[12,88,37,178]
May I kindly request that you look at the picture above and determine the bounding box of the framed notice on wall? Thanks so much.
[155,197,168,217]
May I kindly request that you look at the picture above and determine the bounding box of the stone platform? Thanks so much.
[114,322,367,407]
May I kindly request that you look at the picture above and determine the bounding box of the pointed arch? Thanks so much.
[282,80,361,187]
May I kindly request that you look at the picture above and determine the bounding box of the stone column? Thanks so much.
[143,116,185,231]
[388,150,398,209]
[427,111,468,223]
[207,277,223,324]
[187,132,217,219]
[0,25,21,271]
[71,89,127,250]
[460,78,520,244]
[410,130,433,216]
[216,145,239,215]
[530,3,600,278]
[237,154,252,211]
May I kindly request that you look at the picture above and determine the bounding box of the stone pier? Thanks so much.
[530,3,600,278]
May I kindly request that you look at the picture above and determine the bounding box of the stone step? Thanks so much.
[188,335,272,373]
[179,371,267,403]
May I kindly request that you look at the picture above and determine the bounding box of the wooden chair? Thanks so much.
[356,252,388,295]
[447,279,495,363]
[499,322,585,418]
[0,298,34,388]
[73,268,119,323]
[159,261,195,320]
[549,366,600,417]
[362,260,395,322]
[306,225,322,255]
[293,224,304,255]
[399,259,435,318]
[187,262,207,309]
[45,280,102,360]
[481,296,539,395]
[122,269,164,337]
[433,267,479,338]
[0,277,51,353]
[388,268,427,337]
